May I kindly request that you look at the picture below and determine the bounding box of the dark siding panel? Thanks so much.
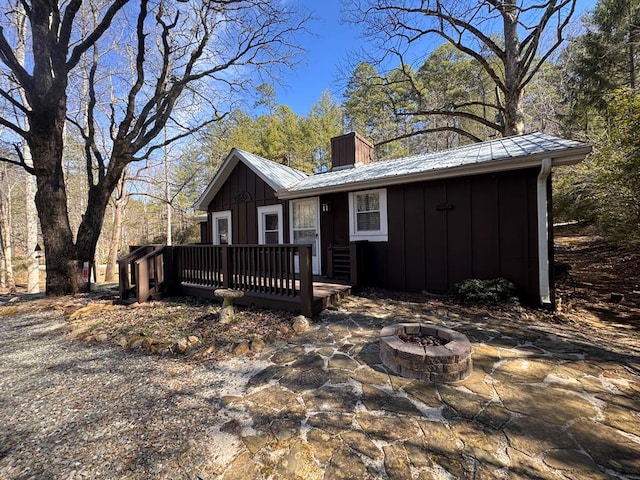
[207,160,281,245]
[471,175,499,279]
[403,183,426,291]
[368,243,388,287]
[446,178,472,290]
[498,171,529,290]
[387,186,406,290]
[424,181,448,292]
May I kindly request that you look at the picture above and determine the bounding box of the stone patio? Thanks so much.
[216,295,640,479]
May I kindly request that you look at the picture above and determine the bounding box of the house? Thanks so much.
[194,132,591,307]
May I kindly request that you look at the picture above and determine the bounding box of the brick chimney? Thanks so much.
[330,132,374,171]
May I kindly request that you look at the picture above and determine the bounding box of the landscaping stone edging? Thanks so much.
[379,323,473,383]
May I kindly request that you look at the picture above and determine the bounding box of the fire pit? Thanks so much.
[379,323,472,383]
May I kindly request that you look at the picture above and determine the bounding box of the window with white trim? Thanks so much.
[211,210,232,245]
[257,204,284,244]
[348,189,388,242]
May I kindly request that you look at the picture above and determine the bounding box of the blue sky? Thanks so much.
[274,0,599,116]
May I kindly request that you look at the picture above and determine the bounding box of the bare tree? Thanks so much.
[348,0,577,139]
[0,0,306,295]
[0,161,17,292]
[103,168,128,283]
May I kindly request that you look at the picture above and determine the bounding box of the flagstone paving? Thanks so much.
[217,296,640,479]
[1,293,639,479]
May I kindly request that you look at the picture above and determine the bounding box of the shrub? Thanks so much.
[456,278,519,305]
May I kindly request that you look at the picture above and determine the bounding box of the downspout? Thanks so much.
[537,158,553,306]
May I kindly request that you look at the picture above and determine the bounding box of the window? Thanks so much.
[257,204,284,244]
[349,189,388,241]
[211,210,232,245]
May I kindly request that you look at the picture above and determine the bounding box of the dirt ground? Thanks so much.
[553,223,640,330]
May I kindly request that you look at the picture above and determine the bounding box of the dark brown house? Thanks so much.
[195,132,591,306]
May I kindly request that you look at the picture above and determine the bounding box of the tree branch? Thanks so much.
[375,126,483,147]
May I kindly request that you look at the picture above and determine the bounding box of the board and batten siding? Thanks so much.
[207,161,289,245]
[351,168,542,303]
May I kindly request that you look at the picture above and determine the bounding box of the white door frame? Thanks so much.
[289,197,321,275]
[211,210,232,245]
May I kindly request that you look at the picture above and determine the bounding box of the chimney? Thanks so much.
[330,132,374,171]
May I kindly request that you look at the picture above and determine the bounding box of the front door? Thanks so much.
[290,198,320,275]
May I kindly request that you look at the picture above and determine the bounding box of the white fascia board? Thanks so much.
[276,146,592,200]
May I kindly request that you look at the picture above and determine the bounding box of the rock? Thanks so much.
[221,451,259,480]
[233,340,250,356]
[356,411,422,442]
[325,446,368,480]
[543,449,597,471]
[95,333,109,342]
[276,441,322,479]
[383,444,412,480]
[142,337,157,351]
[279,325,292,336]
[174,337,189,354]
[340,430,381,460]
[292,315,310,333]
[306,429,341,464]
[250,337,266,353]
[187,335,200,345]
[127,335,145,349]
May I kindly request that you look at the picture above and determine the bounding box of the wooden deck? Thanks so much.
[180,277,352,316]
[119,244,353,316]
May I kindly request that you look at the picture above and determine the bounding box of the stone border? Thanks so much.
[379,323,472,383]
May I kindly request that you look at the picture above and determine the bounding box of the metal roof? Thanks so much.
[238,149,308,191]
[193,148,307,210]
[195,133,591,209]
[278,132,591,198]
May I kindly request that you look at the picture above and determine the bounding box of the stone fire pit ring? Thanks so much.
[379,323,472,383]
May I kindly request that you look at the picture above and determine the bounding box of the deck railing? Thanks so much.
[117,244,166,302]
[119,243,315,316]
[175,244,312,299]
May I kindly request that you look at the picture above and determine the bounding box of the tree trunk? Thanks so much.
[75,159,127,281]
[103,199,125,283]
[25,148,40,294]
[0,176,15,292]
[502,0,525,136]
[15,5,40,294]
[104,173,127,283]
[31,116,81,295]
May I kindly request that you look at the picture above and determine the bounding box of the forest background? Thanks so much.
[0,0,638,293]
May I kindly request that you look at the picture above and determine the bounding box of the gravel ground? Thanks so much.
[0,309,269,479]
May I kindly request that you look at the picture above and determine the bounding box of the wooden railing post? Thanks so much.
[327,245,334,279]
[163,246,175,295]
[298,245,313,317]
[221,245,231,288]
[118,260,129,300]
[136,259,149,303]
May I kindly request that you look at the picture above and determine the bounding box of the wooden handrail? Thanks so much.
[174,243,314,314]
[134,245,166,303]
[123,243,316,315]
